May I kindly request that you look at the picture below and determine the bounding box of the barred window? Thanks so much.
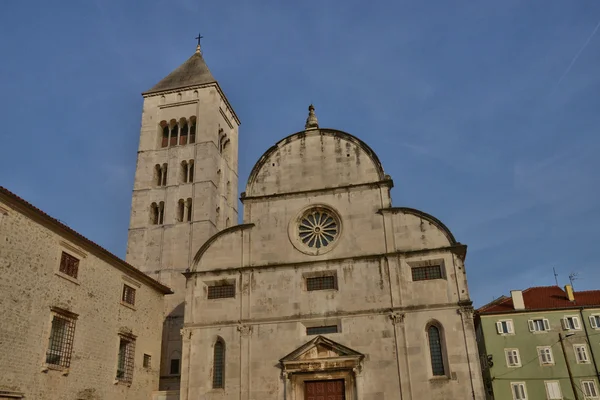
[143,354,151,368]
[213,339,225,388]
[428,325,445,376]
[59,251,79,279]
[306,276,336,291]
[116,336,136,383]
[45,311,77,368]
[208,284,235,299]
[122,285,136,306]
[306,325,338,335]
[412,265,442,281]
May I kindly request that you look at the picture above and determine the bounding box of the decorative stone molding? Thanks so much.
[457,306,474,319]
[237,324,253,336]
[389,312,405,325]
[180,328,193,339]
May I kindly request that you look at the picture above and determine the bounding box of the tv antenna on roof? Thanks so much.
[553,267,559,286]
[568,272,578,290]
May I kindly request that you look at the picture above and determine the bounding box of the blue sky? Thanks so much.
[1,1,599,307]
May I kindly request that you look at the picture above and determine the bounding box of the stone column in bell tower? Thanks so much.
[125,43,240,392]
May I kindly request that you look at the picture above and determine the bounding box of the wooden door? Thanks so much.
[305,379,345,400]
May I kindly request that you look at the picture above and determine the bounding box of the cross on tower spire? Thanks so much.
[195,33,204,54]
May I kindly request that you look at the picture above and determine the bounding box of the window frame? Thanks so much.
[143,354,151,369]
[306,275,337,291]
[582,380,599,398]
[511,382,528,400]
[562,315,581,331]
[537,346,555,366]
[45,308,78,370]
[574,344,590,364]
[213,338,225,389]
[207,282,236,300]
[427,324,447,377]
[505,348,522,368]
[170,358,180,375]
[306,325,339,335]
[544,381,562,400]
[411,264,444,281]
[116,334,136,384]
[590,315,600,330]
[496,319,514,335]
[528,318,551,333]
[58,251,80,280]
[121,284,136,307]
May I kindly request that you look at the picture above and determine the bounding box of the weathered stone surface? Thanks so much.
[0,192,168,400]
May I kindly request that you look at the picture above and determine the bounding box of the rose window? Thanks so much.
[298,209,339,248]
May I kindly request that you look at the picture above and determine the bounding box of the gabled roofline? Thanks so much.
[378,207,458,246]
[245,128,385,195]
[0,186,173,295]
[191,223,255,268]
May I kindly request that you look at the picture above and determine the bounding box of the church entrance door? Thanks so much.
[304,379,345,400]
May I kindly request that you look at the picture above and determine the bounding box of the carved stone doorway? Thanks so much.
[305,379,345,400]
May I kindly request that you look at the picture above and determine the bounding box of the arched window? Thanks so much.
[213,338,225,388]
[160,121,169,148]
[150,203,159,225]
[188,160,194,183]
[177,200,185,222]
[158,202,164,225]
[170,120,178,146]
[427,325,445,376]
[189,117,196,144]
[179,119,188,145]
[180,161,188,183]
[155,164,162,186]
[161,164,168,186]
[186,198,193,222]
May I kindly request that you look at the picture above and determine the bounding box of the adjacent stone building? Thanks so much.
[128,43,486,399]
[476,285,600,400]
[0,187,172,400]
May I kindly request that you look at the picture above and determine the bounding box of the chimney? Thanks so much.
[511,290,525,310]
[565,285,575,302]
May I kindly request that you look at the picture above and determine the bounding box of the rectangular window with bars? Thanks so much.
[306,325,338,335]
[116,335,136,383]
[45,310,77,368]
[207,284,235,299]
[122,285,136,306]
[306,275,336,291]
[411,265,443,281]
[143,354,151,368]
[59,251,79,279]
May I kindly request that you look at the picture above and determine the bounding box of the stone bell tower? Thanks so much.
[126,41,240,392]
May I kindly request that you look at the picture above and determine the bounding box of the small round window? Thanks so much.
[298,209,339,249]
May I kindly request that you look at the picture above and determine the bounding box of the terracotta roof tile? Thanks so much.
[478,285,600,314]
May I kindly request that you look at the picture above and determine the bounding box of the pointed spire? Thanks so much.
[305,104,319,130]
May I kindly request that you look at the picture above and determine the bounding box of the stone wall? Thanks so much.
[0,194,167,400]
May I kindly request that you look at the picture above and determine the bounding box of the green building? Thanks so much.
[476,285,600,400]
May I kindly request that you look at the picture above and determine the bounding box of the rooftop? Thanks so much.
[478,285,600,314]
[144,48,216,95]
[0,186,173,294]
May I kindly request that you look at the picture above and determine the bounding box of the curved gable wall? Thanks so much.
[245,129,385,197]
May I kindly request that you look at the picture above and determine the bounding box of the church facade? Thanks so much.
[129,44,485,400]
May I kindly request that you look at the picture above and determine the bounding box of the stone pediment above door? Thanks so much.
[279,335,364,375]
